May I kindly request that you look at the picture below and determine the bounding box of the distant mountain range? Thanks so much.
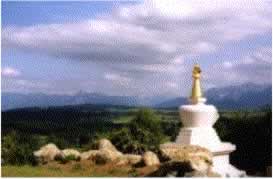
[2,83,271,110]
[156,83,272,109]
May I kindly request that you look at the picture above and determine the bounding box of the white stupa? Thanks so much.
[175,64,246,177]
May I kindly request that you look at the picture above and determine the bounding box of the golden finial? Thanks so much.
[190,64,203,104]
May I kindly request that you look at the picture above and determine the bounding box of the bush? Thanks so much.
[161,120,181,141]
[108,108,168,154]
[2,131,39,166]
[80,132,111,151]
[46,134,71,149]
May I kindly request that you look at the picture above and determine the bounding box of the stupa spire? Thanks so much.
[190,64,205,104]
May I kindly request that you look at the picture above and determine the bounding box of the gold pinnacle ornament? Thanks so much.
[190,64,203,104]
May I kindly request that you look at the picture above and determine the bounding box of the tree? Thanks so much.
[109,108,168,154]
[2,131,38,165]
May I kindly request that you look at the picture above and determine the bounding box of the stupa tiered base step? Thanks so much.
[165,142,246,177]
[174,127,246,177]
[175,127,223,149]
[211,143,246,177]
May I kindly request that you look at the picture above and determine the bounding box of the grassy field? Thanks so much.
[1,161,158,177]
[1,161,136,177]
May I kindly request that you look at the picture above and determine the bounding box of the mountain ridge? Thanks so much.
[2,83,271,110]
[156,83,272,109]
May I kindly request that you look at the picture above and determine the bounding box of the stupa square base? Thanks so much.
[163,142,246,177]
[212,144,247,177]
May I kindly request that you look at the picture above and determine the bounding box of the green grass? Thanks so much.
[2,165,94,177]
[219,111,266,118]
[1,164,132,177]
[113,115,134,124]
[2,165,68,177]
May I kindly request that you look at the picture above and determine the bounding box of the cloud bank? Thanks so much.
[2,0,272,96]
[205,47,272,87]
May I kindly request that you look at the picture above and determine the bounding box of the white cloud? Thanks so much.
[222,62,233,69]
[194,42,216,53]
[2,0,272,96]
[3,0,270,66]
[139,64,178,73]
[16,79,48,88]
[2,78,50,93]
[166,82,178,88]
[104,73,131,83]
[206,47,272,87]
[1,67,21,77]
[172,57,184,65]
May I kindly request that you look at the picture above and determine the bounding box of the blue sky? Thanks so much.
[2,1,272,97]
[2,2,118,26]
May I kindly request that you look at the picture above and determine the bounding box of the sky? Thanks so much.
[2,0,272,97]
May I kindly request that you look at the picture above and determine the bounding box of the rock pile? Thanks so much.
[33,139,144,166]
[33,139,220,177]
[147,143,219,177]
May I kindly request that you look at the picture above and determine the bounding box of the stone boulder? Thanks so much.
[115,154,142,166]
[94,149,123,164]
[146,144,218,177]
[143,151,160,166]
[80,150,100,160]
[98,139,120,153]
[125,154,142,165]
[33,143,63,164]
[160,144,213,172]
[147,161,220,177]
[62,149,81,159]
[92,139,123,164]
[115,156,129,166]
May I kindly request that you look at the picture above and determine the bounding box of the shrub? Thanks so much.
[108,108,168,154]
[46,134,71,149]
[81,132,111,151]
[1,131,39,166]
[161,120,181,141]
